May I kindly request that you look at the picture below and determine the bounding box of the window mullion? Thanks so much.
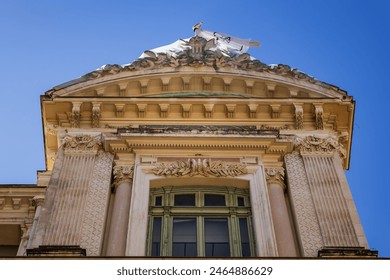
[230,209,240,257]
[197,216,205,257]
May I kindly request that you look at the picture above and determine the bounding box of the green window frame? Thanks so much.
[147,186,255,257]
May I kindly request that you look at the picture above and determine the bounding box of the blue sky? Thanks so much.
[0,1,389,257]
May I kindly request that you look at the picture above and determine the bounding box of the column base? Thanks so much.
[26,245,86,257]
[318,247,378,258]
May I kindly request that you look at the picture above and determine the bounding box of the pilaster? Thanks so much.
[293,135,363,250]
[30,134,113,256]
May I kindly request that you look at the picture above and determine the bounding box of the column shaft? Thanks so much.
[267,181,297,257]
[106,179,132,256]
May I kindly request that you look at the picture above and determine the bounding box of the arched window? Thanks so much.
[147,186,254,257]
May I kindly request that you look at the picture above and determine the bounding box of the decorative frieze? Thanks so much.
[62,134,102,155]
[150,159,248,177]
[294,135,346,158]
[113,164,134,186]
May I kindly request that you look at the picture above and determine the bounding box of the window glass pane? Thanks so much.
[239,218,251,257]
[174,194,195,206]
[237,196,245,206]
[204,194,226,206]
[155,196,162,206]
[172,218,197,257]
[205,218,230,257]
[151,217,162,256]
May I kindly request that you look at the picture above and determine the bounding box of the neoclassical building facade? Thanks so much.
[0,30,378,257]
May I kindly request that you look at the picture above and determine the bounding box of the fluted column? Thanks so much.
[265,167,297,257]
[106,164,134,256]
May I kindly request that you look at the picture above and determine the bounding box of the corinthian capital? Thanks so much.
[265,167,286,188]
[113,164,134,186]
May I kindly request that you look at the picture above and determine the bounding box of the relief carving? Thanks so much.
[70,102,82,128]
[315,105,324,130]
[62,134,102,155]
[150,158,247,177]
[92,104,101,128]
[294,135,346,158]
[284,153,323,257]
[80,151,114,256]
[265,167,285,187]
[70,110,80,128]
[294,105,303,130]
[57,35,336,96]
[113,164,134,186]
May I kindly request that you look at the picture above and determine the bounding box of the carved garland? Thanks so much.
[151,158,247,177]
[294,135,346,158]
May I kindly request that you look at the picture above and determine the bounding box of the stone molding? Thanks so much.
[62,134,102,155]
[294,135,346,158]
[264,167,286,189]
[113,164,134,186]
[150,158,248,177]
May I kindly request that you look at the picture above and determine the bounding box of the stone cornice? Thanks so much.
[294,135,346,158]
[149,158,248,177]
[113,164,134,186]
[62,134,102,155]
